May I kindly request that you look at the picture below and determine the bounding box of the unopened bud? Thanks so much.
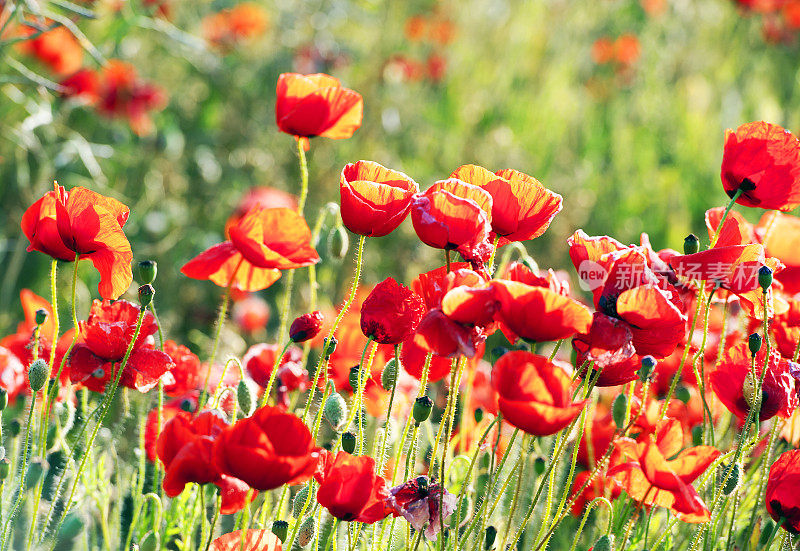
[8,420,20,438]
[29,359,48,392]
[592,534,613,551]
[297,516,315,547]
[474,407,484,423]
[324,393,348,432]
[612,393,628,430]
[25,458,46,487]
[323,336,338,359]
[759,265,773,291]
[290,311,324,343]
[381,358,399,390]
[683,234,700,255]
[638,355,656,382]
[484,526,497,549]
[292,486,316,518]
[139,531,160,551]
[349,366,362,391]
[237,380,253,416]
[35,308,48,326]
[413,396,433,424]
[341,431,357,454]
[327,226,349,260]
[0,459,9,480]
[533,457,546,476]
[749,333,763,357]
[138,260,157,285]
[718,463,741,495]
[675,386,691,405]
[138,284,155,308]
[271,520,288,542]
[743,370,758,410]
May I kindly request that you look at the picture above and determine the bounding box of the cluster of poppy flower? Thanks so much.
[732,0,800,43]
[381,10,455,85]
[10,65,800,549]
[201,2,269,52]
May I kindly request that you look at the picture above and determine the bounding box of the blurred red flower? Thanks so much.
[360,278,426,344]
[181,206,319,292]
[492,351,587,436]
[232,294,271,334]
[721,121,800,211]
[213,405,319,491]
[209,530,282,551]
[275,73,363,148]
[202,3,269,50]
[243,342,303,388]
[766,449,800,532]
[158,411,252,514]
[17,25,83,75]
[97,61,167,136]
[340,161,419,237]
[22,183,133,300]
[226,187,298,234]
[314,450,390,523]
[0,346,26,403]
[609,420,720,522]
[162,340,202,396]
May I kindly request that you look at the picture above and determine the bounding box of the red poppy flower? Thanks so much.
[399,336,454,383]
[766,449,800,533]
[360,278,425,344]
[145,394,196,462]
[492,351,587,436]
[21,184,133,300]
[449,165,562,246]
[226,187,298,234]
[710,341,798,421]
[209,530,282,551]
[572,313,641,387]
[242,343,303,388]
[290,311,324,343]
[0,346,26,403]
[759,211,800,295]
[60,69,101,103]
[503,261,570,295]
[314,450,390,523]
[577,407,617,469]
[68,299,174,393]
[182,207,319,292]
[96,60,167,136]
[157,411,252,514]
[492,280,592,343]
[569,471,621,517]
[340,161,419,237]
[410,179,494,264]
[213,405,319,491]
[721,121,800,211]
[412,263,489,309]
[232,295,271,334]
[275,73,363,145]
[162,340,202,396]
[17,25,83,75]
[609,420,720,523]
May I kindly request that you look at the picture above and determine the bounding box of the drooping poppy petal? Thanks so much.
[314,450,390,523]
[180,242,282,292]
[228,207,320,270]
[360,278,426,344]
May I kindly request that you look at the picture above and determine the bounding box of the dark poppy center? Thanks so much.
[598,294,618,318]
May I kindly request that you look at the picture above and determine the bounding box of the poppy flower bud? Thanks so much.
[138,260,157,284]
[759,265,774,291]
[592,534,613,551]
[292,485,316,518]
[323,336,338,359]
[749,333,763,356]
[0,389,7,411]
[179,398,195,413]
[413,396,434,424]
[237,380,254,417]
[324,393,348,432]
[0,459,9,480]
[28,359,48,392]
[290,311,324,343]
[381,358,399,390]
[718,463,741,495]
[675,386,691,405]
[484,526,497,549]
[683,234,700,255]
[138,284,155,308]
[35,308,48,326]
[139,531,160,551]
[8,420,20,438]
[474,407,484,423]
[638,355,656,382]
[341,431,357,454]
[327,225,349,259]
[692,425,703,446]
[25,458,45,487]
[57,514,83,545]
[533,457,546,476]
[349,366,362,391]
[297,516,316,547]
[271,520,289,542]
[612,393,628,430]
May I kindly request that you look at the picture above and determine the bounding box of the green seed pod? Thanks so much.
[341,431,357,454]
[237,380,254,417]
[138,260,158,285]
[327,226,349,260]
[759,265,773,291]
[28,359,48,392]
[692,425,703,446]
[0,459,10,480]
[35,308,48,326]
[413,396,434,424]
[760,520,775,546]
[349,366,362,391]
[638,356,656,382]
[0,388,7,411]
[474,407,484,423]
[612,393,628,430]
[58,513,84,541]
[138,284,155,308]
[683,234,700,255]
[139,531,160,551]
[292,485,316,518]
[484,526,497,549]
[674,386,691,405]
[8,420,21,438]
[323,336,338,359]
[297,516,316,548]
[271,520,289,542]
[381,358,399,390]
[718,463,741,495]
[592,534,613,551]
[25,458,46,488]
[533,457,546,476]
[324,393,348,432]
[749,333,763,357]
[43,450,67,501]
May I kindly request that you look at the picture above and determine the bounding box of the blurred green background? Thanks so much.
[2,0,799,349]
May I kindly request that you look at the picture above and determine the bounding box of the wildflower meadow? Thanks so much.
[5,0,800,550]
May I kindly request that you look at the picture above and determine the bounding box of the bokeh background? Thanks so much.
[2,0,800,354]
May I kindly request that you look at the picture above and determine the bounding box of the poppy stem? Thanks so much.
[764,518,786,549]
[710,188,744,247]
[203,493,222,551]
[744,418,780,543]
[259,340,293,409]
[499,435,530,550]
[297,135,309,215]
[692,286,717,446]
[376,346,400,474]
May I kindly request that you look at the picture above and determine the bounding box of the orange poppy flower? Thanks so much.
[592,37,615,65]
[202,2,269,50]
[399,336,454,383]
[314,450,390,523]
[213,405,319,491]
[21,184,133,300]
[0,289,57,367]
[492,351,587,436]
[614,34,641,65]
[410,179,494,264]
[340,161,419,237]
[609,420,720,523]
[17,25,83,75]
[275,73,363,146]
[710,341,798,421]
[721,121,800,211]
[569,470,622,517]
[449,165,562,246]
[209,530,282,551]
[181,206,319,292]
